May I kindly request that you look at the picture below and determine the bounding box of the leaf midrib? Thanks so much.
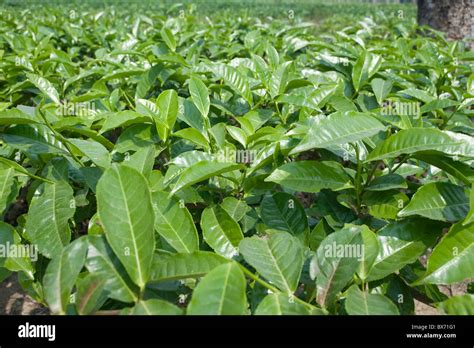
[116,168,144,286]
[217,264,232,314]
[155,205,191,253]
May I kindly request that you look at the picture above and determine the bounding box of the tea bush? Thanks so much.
[0,2,473,315]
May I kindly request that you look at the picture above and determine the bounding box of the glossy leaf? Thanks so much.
[25,182,75,259]
[265,161,352,193]
[201,206,243,258]
[416,221,474,285]
[189,76,210,119]
[239,232,303,294]
[187,262,248,315]
[371,78,393,105]
[43,237,88,314]
[352,51,382,91]
[96,164,155,288]
[151,251,229,281]
[367,128,474,161]
[367,219,442,282]
[255,293,312,315]
[26,73,60,104]
[290,112,385,155]
[85,235,138,303]
[123,299,182,315]
[437,295,474,315]
[170,161,241,195]
[260,192,308,241]
[156,89,178,131]
[0,168,15,215]
[314,225,364,307]
[399,182,469,222]
[152,191,199,253]
[345,285,399,315]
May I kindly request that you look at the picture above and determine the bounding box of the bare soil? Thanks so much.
[0,275,48,315]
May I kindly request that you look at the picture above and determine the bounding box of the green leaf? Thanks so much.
[25,182,75,259]
[151,251,229,281]
[239,232,304,294]
[0,125,68,156]
[100,111,151,134]
[221,197,250,222]
[465,185,474,225]
[226,125,247,148]
[201,206,244,258]
[156,89,178,132]
[211,63,253,105]
[352,51,382,91]
[397,88,435,103]
[414,153,474,186]
[363,190,408,220]
[0,157,53,183]
[75,274,108,315]
[290,112,385,155]
[255,293,311,315]
[399,182,469,222]
[415,221,474,285]
[268,61,292,98]
[170,161,241,195]
[437,294,474,315]
[366,174,407,191]
[26,73,60,104]
[122,146,156,178]
[123,299,182,315]
[0,108,40,125]
[260,192,308,241]
[367,128,474,162]
[68,138,111,169]
[160,27,176,52]
[0,168,15,215]
[265,161,352,193]
[420,99,459,114]
[314,225,364,307]
[309,219,331,251]
[173,128,210,151]
[187,262,248,315]
[345,285,399,315]
[1,223,35,280]
[357,228,379,280]
[371,78,393,105]
[189,76,210,119]
[86,235,138,303]
[43,237,88,314]
[367,219,442,282]
[96,164,155,289]
[151,191,199,253]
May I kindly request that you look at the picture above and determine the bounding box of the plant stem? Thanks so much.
[238,264,314,310]
[123,90,136,110]
[37,108,84,167]
[353,143,363,212]
[363,160,380,190]
[390,155,409,174]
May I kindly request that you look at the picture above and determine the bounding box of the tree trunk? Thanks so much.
[417,0,473,46]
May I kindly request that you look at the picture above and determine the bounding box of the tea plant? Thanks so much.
[0,3,473,315]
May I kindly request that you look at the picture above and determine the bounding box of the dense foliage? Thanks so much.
[0,3,473,315]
